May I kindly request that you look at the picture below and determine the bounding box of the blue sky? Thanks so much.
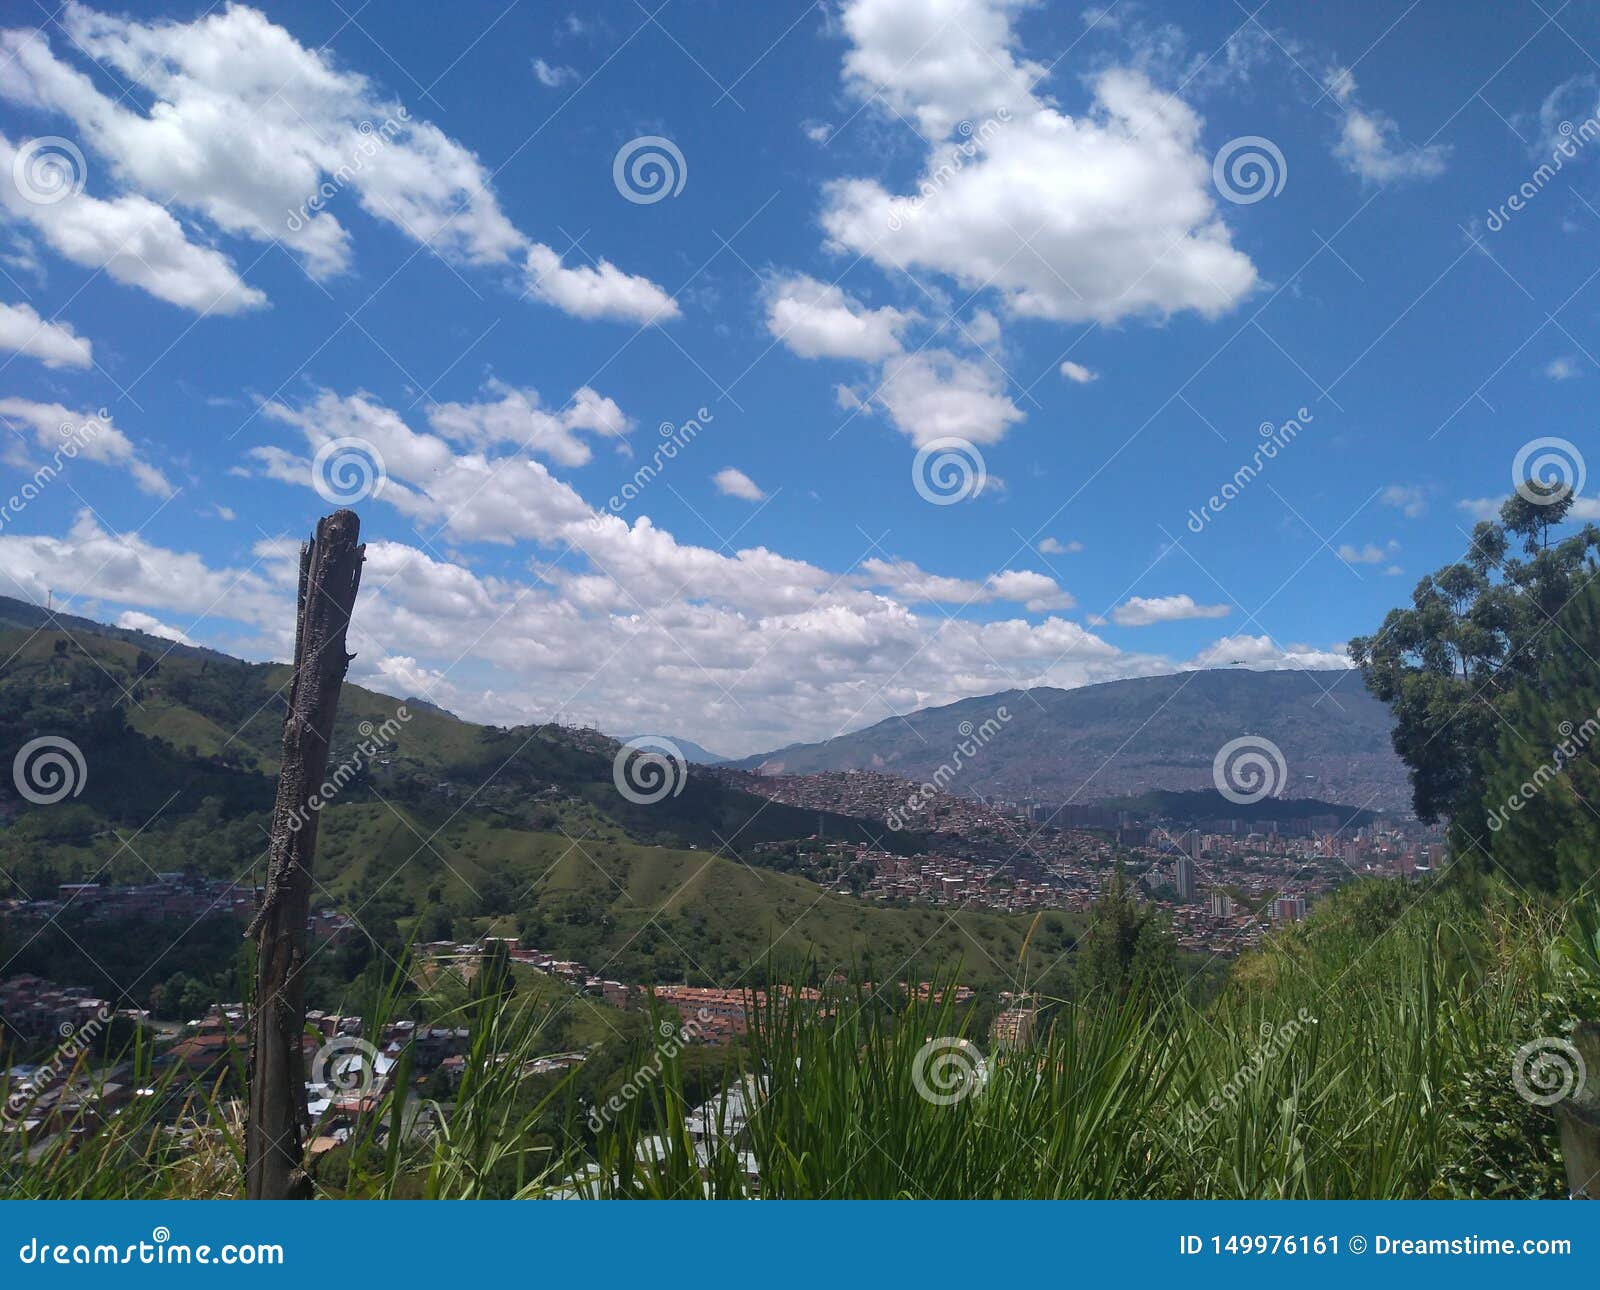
[0,0,1596,755]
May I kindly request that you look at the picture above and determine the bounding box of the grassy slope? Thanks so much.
[1,623,1073,993]
[317,800,1078,988]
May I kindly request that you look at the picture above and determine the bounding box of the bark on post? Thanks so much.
[1557,1022,1600,1199]
[245,509,364,1200]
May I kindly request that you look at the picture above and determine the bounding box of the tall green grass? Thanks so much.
[4,878,1595,1199]
[554,880,1593,1199]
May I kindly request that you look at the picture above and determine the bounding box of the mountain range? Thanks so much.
[614,734,729,765]
[0,595,1073,996]
[732,669,1411,814]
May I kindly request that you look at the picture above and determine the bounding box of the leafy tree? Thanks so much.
[418,905,455,943]
[152,970,212,1021]
[1073,862,1178,1001]
[1478,576,1600,893]
[1349,484,1598,850]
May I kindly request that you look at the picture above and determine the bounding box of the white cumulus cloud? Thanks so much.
[764,274,913,362]
[0,4,671,323]
[820,0,1260,325]
[1111,594,1231,626]
[873,349,1024,447]
[1325,67,1447,183]
[0,299,91,367]
[713,467,767,501]
[428,381,632,468]
[116,609,194,644]
[0,396,173,496]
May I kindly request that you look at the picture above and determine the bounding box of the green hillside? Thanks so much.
[0,605,1077,1000]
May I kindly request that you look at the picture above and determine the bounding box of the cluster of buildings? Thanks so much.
[2,1060,134,1146]
[425,938,629,1010]
[0,974,119,1042]
[2,875,358,945]
[722,767,1445,960]
[560,1075,768,1195]
[991,993,1039,1051]
[723,769,1027,846]
[3,875,255,927]
[3,977,144,1147]
[646,984,817,1044]
[858,850,1068,912]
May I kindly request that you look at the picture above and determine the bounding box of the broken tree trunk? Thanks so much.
[1557,1022,1600,1199]
[245,509,365,1200]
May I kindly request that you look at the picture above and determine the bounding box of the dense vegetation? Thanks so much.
[1479,576,1600,894]
[0,612,1073,997]
[1350,483,1600,866]
[4,876,1594,1199]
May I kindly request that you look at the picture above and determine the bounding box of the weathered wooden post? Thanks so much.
[245,509,364,1200]
[1557,1022,1600,1199]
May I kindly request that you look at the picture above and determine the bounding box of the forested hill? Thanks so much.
[3,598,1087,994]
[0,593,896,859]
[733,668,1409,813]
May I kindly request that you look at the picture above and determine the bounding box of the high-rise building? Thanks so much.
[1175,856,1195,902]
[1209,891,1234,919]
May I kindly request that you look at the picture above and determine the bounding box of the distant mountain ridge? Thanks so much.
[732,669,1411,814]
[0,592,1408,812]
[0,596,1064,992]
[615,733,729,765]
[0,593,234,664]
